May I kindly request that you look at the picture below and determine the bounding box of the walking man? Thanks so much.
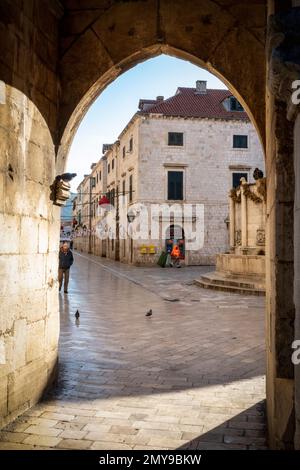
[59,242,74,293]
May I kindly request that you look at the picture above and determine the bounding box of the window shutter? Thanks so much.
[233,135,248,148]
[168,171,183,200]
[168,132,184,146]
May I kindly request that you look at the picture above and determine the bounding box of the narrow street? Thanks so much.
[0,253,266,450]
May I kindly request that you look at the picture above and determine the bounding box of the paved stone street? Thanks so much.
[0,253,266,450]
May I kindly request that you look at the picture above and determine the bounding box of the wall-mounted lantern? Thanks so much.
[50,173,77,207]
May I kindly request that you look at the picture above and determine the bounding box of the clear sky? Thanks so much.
[66,54,226,191]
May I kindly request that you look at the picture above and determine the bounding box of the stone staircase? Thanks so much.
[194,271,265,296]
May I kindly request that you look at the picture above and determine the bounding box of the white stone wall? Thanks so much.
[74,114,265,266]
[0,85,59,427]
[138,115,264,201]
[134,115,265,265]
[118,117,140,202]
[116,118,140,263]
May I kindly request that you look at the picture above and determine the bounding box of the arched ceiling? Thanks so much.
[57,0,267,159]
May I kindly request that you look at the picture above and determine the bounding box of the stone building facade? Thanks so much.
[1,0,299,449]
[74,83,264,266]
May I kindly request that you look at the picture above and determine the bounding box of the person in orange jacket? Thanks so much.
[171,242,181,268]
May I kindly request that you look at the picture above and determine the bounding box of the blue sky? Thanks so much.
[67,54,226,191]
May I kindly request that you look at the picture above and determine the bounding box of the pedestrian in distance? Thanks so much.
[171,242,181,268]
[58,242,74,293]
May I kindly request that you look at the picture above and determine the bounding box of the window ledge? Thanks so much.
[166,199,185,203]
[163,163,188,168]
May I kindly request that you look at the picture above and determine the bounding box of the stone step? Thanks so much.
[200,274,264,290]
[194,276,265,296]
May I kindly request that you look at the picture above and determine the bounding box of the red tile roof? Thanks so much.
[138,87,249,121]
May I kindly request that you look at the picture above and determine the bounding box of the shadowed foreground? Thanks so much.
[0,254,266,449]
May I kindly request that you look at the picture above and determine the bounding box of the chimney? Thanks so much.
[156,96,164,101]
[196,80,207,94]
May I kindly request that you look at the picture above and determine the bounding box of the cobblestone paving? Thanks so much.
[0,253,267,450]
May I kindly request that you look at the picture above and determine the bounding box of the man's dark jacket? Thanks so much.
[59,250,74,269]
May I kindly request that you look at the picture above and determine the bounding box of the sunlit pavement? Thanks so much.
[0,253,267,450]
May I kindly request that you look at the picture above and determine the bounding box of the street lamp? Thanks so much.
[127,209,137,264]
[50,173,77,206]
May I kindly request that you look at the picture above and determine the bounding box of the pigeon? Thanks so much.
[253,168,264,180]
[55,173,77,182]
[75,309,80,319]
[145,309,152,317]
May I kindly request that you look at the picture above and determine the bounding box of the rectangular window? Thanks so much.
[129,175,133,202]
[230,97,244,112]
[99,171,101,181]
[123,146,126,158]
[168,132,183,146]
[232,172,248,188]
[129,138,133,152]
[122,179,126,202]
[112,159,114,170]
[111,188,115,207]
[108,163,110,173]
[168,171,183,200]
[233,135,248,148]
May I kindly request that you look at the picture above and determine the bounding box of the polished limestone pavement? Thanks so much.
[0,253,266,450]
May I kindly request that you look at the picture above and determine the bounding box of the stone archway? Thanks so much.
[56,44,266,175]
[56,0,266,170]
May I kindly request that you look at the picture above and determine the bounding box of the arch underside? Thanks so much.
[57,0,266,167]
[0,0,267,164]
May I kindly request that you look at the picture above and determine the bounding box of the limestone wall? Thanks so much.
[139,116,264,202]
[0,85,60,428]
[136,115,264,265]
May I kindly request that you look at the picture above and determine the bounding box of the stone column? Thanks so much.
[292,0,300,451]
[241,179,248,249]
[229,193,235,250]
[294,113,300,449]
[266,1,298,449]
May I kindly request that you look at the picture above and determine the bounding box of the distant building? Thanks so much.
[74,81,265,265]
[60,192,76,243]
